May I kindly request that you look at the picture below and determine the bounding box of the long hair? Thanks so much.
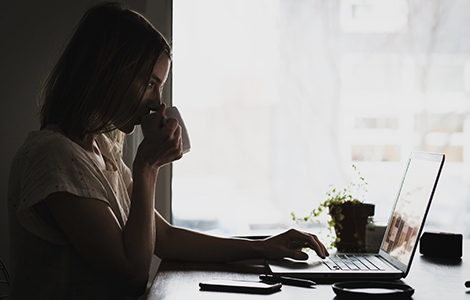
[39,2,171,152]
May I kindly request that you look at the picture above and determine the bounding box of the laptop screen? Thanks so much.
[380,152,444,267]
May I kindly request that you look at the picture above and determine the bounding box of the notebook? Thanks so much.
[266,151,445,282]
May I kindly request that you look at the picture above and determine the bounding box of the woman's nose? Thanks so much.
[146,92,162,111]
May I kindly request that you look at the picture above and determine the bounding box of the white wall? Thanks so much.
[0,0,171,274]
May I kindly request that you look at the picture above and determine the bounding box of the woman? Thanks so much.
[7,3,328,299]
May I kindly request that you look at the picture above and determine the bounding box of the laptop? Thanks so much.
[267,151,445,282]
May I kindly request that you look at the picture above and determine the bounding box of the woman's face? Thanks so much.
[117,53,171,134]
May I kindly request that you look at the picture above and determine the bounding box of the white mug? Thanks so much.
[164,106,191,154]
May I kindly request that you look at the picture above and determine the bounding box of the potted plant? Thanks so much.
[291,165,374,252]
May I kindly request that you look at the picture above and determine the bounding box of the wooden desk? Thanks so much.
[148,251,469,299]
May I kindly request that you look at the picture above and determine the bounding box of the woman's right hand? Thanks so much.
[135,103,183,170]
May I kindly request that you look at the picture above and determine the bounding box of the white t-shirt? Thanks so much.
[8,130,134,299]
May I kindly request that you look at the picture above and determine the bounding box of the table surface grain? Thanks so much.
[148,248,470,299]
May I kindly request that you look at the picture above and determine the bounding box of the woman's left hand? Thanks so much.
[261,228,329,260]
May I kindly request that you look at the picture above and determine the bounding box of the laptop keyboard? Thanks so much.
[322,255,387,271]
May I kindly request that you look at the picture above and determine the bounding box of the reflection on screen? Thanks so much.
[381,158,441,265]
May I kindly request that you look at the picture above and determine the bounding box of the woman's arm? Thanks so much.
[45,170,156,297]
[44,106,182,297]
[153,209,328,262]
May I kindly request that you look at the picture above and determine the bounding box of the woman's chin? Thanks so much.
[119,125,136,135]
[126,127,136,135]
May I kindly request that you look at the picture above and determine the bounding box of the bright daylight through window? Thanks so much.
[172,0,470,240]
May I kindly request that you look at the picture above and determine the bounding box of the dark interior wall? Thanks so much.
[0,0,154,270]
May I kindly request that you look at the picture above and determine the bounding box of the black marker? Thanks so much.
[259,274,316,287]
[465,281,470,288]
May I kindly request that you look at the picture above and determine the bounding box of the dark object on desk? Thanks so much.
[465,281,470,288]
[259,274,315,287]
[332,281,414,299]
[199,279,281,294]
[420,232,462,259]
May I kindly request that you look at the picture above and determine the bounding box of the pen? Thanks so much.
[259,274,316,287]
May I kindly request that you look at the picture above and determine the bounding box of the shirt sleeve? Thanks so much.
[16,134,111,244]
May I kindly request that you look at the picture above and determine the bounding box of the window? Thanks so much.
[340,0,408,33]
[171,0,470,239]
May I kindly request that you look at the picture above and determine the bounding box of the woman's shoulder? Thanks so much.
[14,130,88,167]
[22,130,78,155]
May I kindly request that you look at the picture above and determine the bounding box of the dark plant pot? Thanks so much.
[329,203,375,252]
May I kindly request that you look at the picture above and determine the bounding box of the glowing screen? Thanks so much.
[381,157,442,265]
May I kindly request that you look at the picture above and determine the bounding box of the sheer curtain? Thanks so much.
[171,0,470,238]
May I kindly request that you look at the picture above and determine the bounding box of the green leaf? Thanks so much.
[337,214,344,221]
